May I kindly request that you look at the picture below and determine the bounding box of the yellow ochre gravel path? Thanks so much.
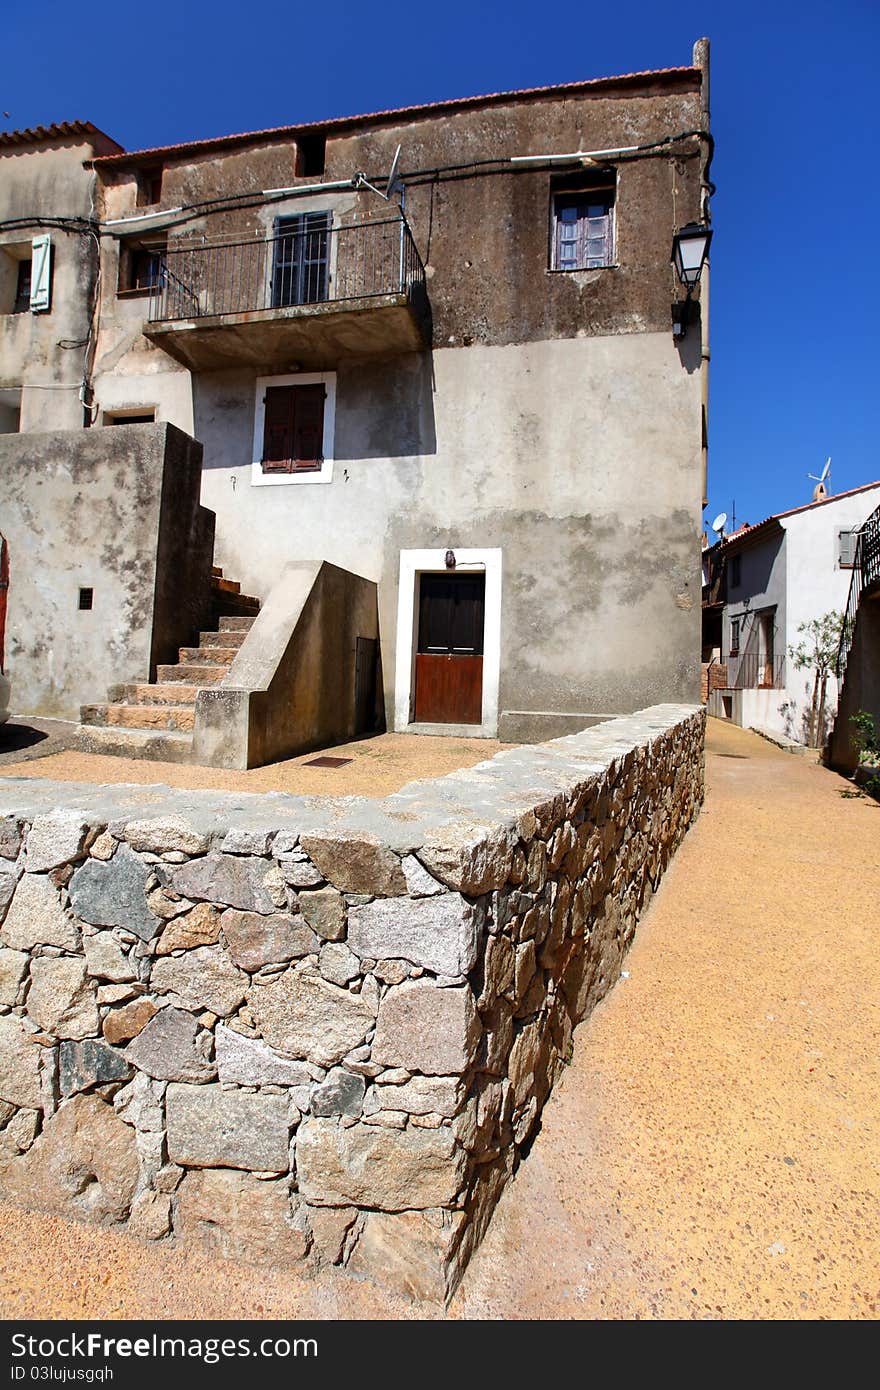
[0,718,877,1320]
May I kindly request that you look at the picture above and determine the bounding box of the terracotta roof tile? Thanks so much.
[92,65,699,168]
[720,481,880,548]
[0,120,122,154]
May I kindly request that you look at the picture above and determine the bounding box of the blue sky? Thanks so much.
[5,0,879,528]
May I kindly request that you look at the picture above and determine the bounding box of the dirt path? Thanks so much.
[1,719,877,1320]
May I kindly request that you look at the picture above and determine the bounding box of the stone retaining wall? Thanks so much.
[0,704,703,1301]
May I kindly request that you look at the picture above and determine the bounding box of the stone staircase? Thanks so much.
[77,569,259,763]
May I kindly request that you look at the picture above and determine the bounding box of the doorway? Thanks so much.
[414,571,485,724]
[759,611,775,687]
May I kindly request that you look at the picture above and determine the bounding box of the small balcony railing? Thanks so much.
[725,652,785,690]
[148,213,426,324]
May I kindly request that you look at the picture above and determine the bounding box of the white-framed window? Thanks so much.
[251,371,336,487]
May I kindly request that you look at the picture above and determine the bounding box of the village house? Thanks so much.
[1,44,712,768]
[703,480,880,746]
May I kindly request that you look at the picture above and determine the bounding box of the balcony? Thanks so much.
[144,213,430,370]
[725,653,785,690]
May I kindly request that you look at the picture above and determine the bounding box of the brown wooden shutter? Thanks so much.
[291,383,325,471]
[262,385,296,472]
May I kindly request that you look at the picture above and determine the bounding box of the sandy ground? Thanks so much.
[0,729,514,797]
[1,718,877,1320]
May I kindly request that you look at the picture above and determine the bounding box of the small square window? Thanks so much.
[296,134,326,178]
[78,588,94,611]
[136,167,163,207]
[550,177,615,271]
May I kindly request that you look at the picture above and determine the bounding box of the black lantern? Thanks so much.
[671,221,712,291]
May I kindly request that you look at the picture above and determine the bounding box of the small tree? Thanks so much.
[788,610,844,748]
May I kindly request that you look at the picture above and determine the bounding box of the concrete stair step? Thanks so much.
[81,703,196,733]
[75,724,193,763]
[178,646,237,665]
[156,662,228,684]
[125,682,200,705]
[199,629,247,649]
[218,616,257,633]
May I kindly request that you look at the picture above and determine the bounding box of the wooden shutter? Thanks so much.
[262,386,296,472]
[838,529,857,567]
[29,235,52,312]
[291,383,325,470]
[261,383,325,473]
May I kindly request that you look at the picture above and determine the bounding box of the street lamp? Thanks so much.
[671,221,713,339]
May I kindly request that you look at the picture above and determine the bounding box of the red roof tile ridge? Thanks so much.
[0,119,122,153]
[92,64,699,167]
[722,480,880,545]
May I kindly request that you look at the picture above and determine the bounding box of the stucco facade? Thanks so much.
[1,51,711,747]
[0,124,121,434]
[710,483,880,743]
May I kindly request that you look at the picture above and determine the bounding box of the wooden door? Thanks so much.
[760,612,775,687]
[414,572,485,724]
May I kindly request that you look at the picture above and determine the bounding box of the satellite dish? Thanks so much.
[386,144,402,198]
[711,511,728,534]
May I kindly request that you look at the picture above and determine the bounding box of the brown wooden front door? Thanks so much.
[414,572,485,724]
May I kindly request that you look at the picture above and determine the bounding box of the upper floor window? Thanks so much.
[550,176,615,271]
[295,135,326,178]
[729,617,741,656]
[838,528,859,568]
[729,554,742,588]
[136,166,163,208]
[1,237,51,315]
[118,240,165,296]
[12,260,31,314]
[271,213,330,307]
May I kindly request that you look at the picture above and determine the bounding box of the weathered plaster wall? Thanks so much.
[0,703,703,1301]
[84,75,706,740]
[0,423,214,719]
[722,488,880,743]
[190,334,703,739]
[0,140,100,433]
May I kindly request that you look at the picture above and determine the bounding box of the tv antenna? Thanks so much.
[808,457,831,501]
[386,145,403,198]
[354,145,404,203]
[710,510,728,538]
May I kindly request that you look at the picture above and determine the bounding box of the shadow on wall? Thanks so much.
[192,352,437,471]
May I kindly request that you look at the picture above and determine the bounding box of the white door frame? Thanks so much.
[393,547,503,736]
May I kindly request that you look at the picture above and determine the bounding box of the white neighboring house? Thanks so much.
[707,481,880,744]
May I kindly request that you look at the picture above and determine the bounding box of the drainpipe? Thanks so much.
[694,36,711,510]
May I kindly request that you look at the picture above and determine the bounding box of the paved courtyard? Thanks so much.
[1,718,876,1319]
[0,724,514,797]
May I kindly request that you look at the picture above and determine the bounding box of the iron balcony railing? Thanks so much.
[148,214,426,323]
[724,652,786,690]
[837,502,880,680]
